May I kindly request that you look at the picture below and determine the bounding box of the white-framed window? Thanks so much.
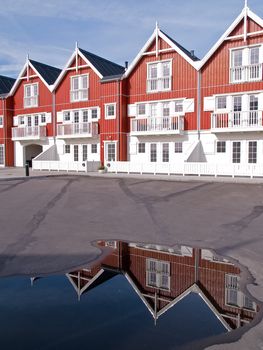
[232,141,241,163]
[146,259,170,290]
[91,108,98,120]
[138,143,145,153]
[0,116,3,127]
[105,103,116,119]
[162,143,169,162]
[74,145,79,161]
[83,110,89,123]
[0,144,4,165]
[174,100,183,113]
[91,144,97,153]
[64,145,70,154]
[63,111,71,122]
[174,142,183,153]
[162,102,170,117]
[150,143,157,162]
[138,104,146,116]
[248,141,257,164]
[216,141,226,153]
[40,114,46,124]
[70,74,88,102]
[147,60,172,93]
[24,83,38,108]
[82,145,88,161]
[216,96,227,110]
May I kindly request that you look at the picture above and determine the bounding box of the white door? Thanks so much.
[105,142,116,162]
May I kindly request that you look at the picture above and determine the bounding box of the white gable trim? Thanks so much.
[124,28,199,78]
[52,48,103,91]
[198,8,263,70]
[9,59,53,96]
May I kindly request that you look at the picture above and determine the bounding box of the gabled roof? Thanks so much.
[9,58,62,95]
[29,60,61,85]
[53,46,125,90]
[79,48,125,77]
[0,75,16,95]
[124,25,200,78]
[198,6,263,69]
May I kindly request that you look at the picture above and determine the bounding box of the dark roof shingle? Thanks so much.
[29,59,62,85]
[79,48,125,77]
[0,75,16,95]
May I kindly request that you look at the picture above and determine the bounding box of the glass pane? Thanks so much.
[250,47,259,65]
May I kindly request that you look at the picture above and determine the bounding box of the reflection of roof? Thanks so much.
[29,60,62,85]
[79,48,125,78]
[0,75,16,95]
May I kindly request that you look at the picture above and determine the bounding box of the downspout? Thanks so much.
[2,97,6,166]
[52,92,56,145]
[117,79,121,161]
[197,70,201,141]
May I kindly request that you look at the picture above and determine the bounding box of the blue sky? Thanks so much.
[0,0,262,77]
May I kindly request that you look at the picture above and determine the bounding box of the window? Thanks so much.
[91,144,97,153]
[82,145,88,161]
[0,145,4,165]
[233,96,242,126]
[138,143,145,153]
[174,142,183,153]
[65,145,70,154]
[249,95,259,125]
[216,141,226,153]
[74,145,79,161]
[0,116,3,127]
[34,115,39,126]
[27,116,32,127]
[250,46,259,65]
[232,141,241,163]
[41,114,46,124]
[147,60,172,92]
[83,110,89,123]
[216,96,227,110]
[150,103,158,118]
[106,143,116,161]
[248,141,257,164]
[73,111,79,123]
[105,104,116,119]
[162,143,169,162]
[175,100,183,113]
[91,108,98,120]
[24,83,38,108]
[19,116,25,126]
[232,49,243,68]
[146,259,170,290]
[70,74,88,102]
[63,111,71,122]
[138,104,146,116]
[163,103,170,117]
[150,143,157,162]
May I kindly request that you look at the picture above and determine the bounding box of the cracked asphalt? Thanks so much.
[1,175,263,349]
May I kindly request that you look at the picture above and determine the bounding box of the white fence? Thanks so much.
[106,161,263,178]
[33,160,100,173]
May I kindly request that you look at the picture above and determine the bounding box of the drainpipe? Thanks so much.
[1,97,6,166]
[52,92,56,145]
[117,79,121,161]
[197,70,201,141]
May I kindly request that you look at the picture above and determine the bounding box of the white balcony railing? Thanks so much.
[12,126,46,140]
[70,89,89,102]
[24,96,38,108]
[230,63,262,83]
[147,77,171,92]
[131,116,184,135]
[57,122,98,138]
[211,111,263,131]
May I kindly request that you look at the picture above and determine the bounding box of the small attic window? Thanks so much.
[24,83,38,108]
[70,74,89,102]
[147,60,172,93]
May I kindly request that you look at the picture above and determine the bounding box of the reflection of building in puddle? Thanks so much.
[34,241,259,331]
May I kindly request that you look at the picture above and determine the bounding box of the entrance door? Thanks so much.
[105,142,116,162]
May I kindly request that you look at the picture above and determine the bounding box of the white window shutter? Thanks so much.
[57,111,63,123]
[13,116,18,126]
[46,113,52,124]
[97,107,101,119]
[183,99,194,113]
[129,143,137,155]
[203,96,215,111]
[145,104,151,117]
[57,143,64,155]
[258,93,263,110]
[226,96,232,112]
[128,104,136,117]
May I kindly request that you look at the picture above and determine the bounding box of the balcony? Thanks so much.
[57,122,98,139]
[130,116,184,136]
[230,63,262,83]
[12,126,46,141]
[211,111,263,132]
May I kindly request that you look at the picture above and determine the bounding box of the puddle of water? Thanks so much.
[0,241,259,350]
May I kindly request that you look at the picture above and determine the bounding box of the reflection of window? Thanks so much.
[225,274,256,310]
[216,141,226,153]
[174,142,183,153]
[105,241,117,248]
[146,259,170,290]
[138,143,145,153]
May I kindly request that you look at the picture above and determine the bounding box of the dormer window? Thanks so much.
[230,45,262,83]
[70,74,89,102]
[147,60,172,93]
[24,83,38,108]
